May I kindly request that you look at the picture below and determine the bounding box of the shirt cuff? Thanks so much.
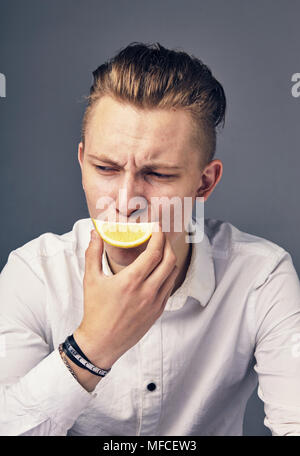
[17,347,101,431]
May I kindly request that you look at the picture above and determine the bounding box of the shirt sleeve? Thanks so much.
[0,250,98,436]
[252,250,300,436]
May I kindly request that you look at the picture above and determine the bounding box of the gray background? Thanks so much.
[1,0,300,436]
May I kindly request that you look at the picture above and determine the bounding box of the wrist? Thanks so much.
[73,327,116,370]
[59,345,100,393]
[58,343,79,381]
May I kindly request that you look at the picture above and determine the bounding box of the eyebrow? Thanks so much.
[86,154,183,170]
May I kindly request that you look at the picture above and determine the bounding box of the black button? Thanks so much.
[147,382,156,391]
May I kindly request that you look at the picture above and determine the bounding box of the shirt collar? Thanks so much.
[78,217,215,311]
[162,217,216,311]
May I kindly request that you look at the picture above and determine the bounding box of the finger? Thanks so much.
[146,235,177,289]
[121,222,166,282]
[85,229,104,277]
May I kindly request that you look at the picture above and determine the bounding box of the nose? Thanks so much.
[115,175,148,220]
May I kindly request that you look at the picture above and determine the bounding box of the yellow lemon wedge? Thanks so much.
[91,218,156,248]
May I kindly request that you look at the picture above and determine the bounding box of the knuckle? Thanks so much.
[83,273,91,287]
[168,252,177,267]
[152,249,162,263]
[130,268,142,282]
[123,277,137,294]
[140,290,154,307]
[83,267,97,284]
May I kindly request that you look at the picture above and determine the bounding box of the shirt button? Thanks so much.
[147,382,156,391]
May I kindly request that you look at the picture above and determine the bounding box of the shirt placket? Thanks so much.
[137,316,163,436]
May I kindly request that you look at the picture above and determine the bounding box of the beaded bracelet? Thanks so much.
[58,342,79,382]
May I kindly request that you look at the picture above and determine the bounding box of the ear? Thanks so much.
[77,141,85,191]
[78,141,84,170]
[195,160,223,202]
[196,174,211,202]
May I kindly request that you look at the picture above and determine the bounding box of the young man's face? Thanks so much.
[78,95,222,265]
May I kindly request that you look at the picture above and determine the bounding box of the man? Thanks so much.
[1,42,300,436]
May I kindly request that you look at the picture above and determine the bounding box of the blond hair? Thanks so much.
[81,42,226,168]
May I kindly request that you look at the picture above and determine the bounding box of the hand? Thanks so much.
[74,223,179,369]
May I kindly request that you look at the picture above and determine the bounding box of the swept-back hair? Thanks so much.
[81,42,226,167]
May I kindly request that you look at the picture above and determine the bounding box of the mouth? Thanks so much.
[92,217,155,249]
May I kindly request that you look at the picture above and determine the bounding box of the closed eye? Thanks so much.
[148,172,175,179]
[95,166,117,172]
[95,166,175,179]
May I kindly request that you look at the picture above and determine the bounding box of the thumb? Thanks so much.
[85,229,104,277]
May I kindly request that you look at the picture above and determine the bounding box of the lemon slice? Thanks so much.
[91,218,156,248]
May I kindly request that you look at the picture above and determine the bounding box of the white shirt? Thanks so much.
[1,216,300,436]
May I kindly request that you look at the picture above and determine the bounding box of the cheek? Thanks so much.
[82,170,116,219]
[83,169,115,199]
[151,195,195,235]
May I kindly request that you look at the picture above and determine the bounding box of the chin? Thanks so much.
[104,241,148,267]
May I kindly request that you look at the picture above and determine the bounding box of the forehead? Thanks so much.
[85,95,197,157]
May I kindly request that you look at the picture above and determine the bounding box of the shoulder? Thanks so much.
[3,218,93,278]
[204,217,287,259]
[12,218,92,258]
[203,217,291,287]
